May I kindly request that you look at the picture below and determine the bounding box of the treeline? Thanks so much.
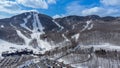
[2,49,33,57]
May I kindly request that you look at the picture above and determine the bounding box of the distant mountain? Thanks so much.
[1,12,120,54]
[1,12,120,68]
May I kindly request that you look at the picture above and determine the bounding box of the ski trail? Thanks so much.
[52,20,64,30]
[16,30,31,46]
[81,20,93,32]
[20,15,32,32]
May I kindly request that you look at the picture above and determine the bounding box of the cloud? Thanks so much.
[82,7,120,16]
[0,1,24,14]
[0,0,56,19]
[65,1,120,16]
[17,0,56,9]
[66,1,84,15]
[52,14,65,19]
[100,0,120,6]
[53,15,61,19]
[47,0,56,4]
[0,0,31,18]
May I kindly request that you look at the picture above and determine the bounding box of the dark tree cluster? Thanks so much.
[2,49,33,57]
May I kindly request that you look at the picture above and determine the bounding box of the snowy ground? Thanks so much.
[0,39,41,57]
[80,43,120,51]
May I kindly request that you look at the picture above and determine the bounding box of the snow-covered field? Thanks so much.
[80,43,120,51]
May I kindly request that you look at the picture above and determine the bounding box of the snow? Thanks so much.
[16,29,53,54]
[20,15,32,32]
[58,58,69,64]
[18,59,34,68]
[33,58,40,63]
[52,20,64,30]
[0,37,53,58]
[0,12,55,57]
[18,58,40,68]
[62,34,69,41]
[72,25,75,29]
[57,43,120,68]
[80,43,120,51]
[81,20,93,32]
[16,30,31,46]
[30,32,53,54]
[15,13,54,54]
[20,13,44,33]
[30,13,53,53]
[0,39,39,58]
[71,64,88,68]
[58,55,86,68]
[71,33,80,41]
[16,13,54,54]
[33,13,44,32]
[88,23,93,30]
[0,25,4,28]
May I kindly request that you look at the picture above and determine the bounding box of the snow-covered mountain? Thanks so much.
[0,12,60,55]
[1,12,120,68]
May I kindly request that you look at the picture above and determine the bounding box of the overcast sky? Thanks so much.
[0,0,120,19]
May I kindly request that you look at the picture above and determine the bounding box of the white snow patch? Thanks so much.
[88,23,93,30]
[33,13,44,32]
[72,25,75,29]
[58,58,85,68]
[30,32,53,54]
[62,34,69,41]
[80,43,120,51]
[16,30,31,45]
[0,25,4,28]
[18,59,34,68]
[16,29,54,54]
[0,39,39,58]
[52,20,64,30]
[71,33,80,41]
[58,58,69,64]
[81,20,93,32]
[71,64,88,68]
[33,58,40,63]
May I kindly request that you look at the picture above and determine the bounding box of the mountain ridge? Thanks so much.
[0,11,120,55]
[1,11,120,68]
